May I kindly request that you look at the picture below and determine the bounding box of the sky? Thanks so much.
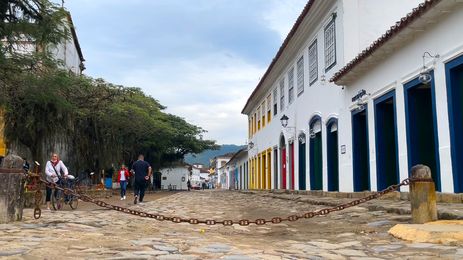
[64,0,307,145]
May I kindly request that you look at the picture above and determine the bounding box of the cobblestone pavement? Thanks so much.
[2,190,463,259]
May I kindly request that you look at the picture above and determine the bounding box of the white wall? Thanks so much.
[246,0,436,192]
[160,166,189,190]
[339,4,463,193]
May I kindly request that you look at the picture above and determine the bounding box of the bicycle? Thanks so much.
[51,174,79,210]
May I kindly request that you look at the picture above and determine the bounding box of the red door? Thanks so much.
[282,147,287,189]
[290,143,295,190]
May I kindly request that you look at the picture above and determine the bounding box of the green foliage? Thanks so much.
[2,66,218,171]
[0,0,218,172]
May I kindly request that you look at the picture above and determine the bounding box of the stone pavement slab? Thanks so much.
[389,220,463,245]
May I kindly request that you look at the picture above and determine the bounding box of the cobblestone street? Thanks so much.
[2,190,462,259]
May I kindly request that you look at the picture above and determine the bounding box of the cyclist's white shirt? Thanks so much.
[45,160,68,183]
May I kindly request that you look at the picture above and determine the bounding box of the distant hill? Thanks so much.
[184,144,245,166]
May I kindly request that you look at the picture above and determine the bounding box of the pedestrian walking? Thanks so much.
[117,164,130,200]
[44,153,68,210]
[187,179,191,191]
[131,154,152,204]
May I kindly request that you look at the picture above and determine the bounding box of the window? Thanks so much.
[297,56,304,95]
[279,78,285,111]
[257,106,261,130]
[309,40,318,85]
[254,113,257,134]
[248,117,251,138]
[273,88,278,116]
[266,95,271,122]
[288,67,294,104]
[324,17,336,71]
[262,101,266,127]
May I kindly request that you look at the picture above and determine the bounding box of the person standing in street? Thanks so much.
[131,154,152,204]
[117,164,130,200]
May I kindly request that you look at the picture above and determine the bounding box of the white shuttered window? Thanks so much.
[296,56,304,95]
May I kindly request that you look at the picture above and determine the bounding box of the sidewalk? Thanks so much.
[241,190,463,220]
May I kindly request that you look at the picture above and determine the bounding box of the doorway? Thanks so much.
[374,90,399,190]
[289,142,295,190]
[309,116,323,190]
[262,153,267,189]
[298,133,307,190]
[446,55,463,193]
[274,147,278,189]
[280,135,287,189]
[326,118,339,191]
[404,74,441,191]
[352,108,370,191]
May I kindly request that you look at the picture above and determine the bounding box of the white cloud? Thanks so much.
[64,0,307,145]
[262,0,308,40]
[120,52,264,144]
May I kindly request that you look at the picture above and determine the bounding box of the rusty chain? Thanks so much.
[31,177,431,226]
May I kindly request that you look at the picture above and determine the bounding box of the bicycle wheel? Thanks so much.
[51,189,64,210]
[69,195,78,210]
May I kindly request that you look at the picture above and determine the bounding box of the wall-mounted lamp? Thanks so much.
[419,52,439,84]
[248,141,254,149]
[280,114,289,128]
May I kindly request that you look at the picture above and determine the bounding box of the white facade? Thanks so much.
[213,156,231,189]
[160,166,190,190]
[224,149,248,190]
[242,0,427,192]
[335,0,463,193]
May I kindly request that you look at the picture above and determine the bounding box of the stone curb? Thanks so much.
[240,190,463,220]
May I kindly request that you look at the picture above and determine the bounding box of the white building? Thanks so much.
[50,13,86,74]
[223,148,248,190]
[210,154,233,189]
[332,0,463,193]
[160,165,191,191]
[242,0,427,191]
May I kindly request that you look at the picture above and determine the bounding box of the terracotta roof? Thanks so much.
[330,0,441,84]
[241,0,316,114]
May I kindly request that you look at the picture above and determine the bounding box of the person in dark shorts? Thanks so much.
[131,154,152,204]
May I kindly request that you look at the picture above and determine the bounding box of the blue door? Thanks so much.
[352,108,370,191]
[404,73,441,191]
[374,90,399,190]
[446,55,463,193]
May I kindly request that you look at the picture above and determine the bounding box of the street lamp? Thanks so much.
[280,114,289,128]
[419,52,439,84]
[280,114,296,140]
[248,141,254,149]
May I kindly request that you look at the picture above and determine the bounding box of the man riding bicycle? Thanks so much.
[45,153,69,210]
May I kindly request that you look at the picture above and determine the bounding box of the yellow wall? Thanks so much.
[0,109,6,157]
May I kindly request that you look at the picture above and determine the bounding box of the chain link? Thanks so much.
[31,177,425,225]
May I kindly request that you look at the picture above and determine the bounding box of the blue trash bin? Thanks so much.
[104,177,112,189]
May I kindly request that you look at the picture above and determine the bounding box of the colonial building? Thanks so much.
[209,154,233,189]
[223,148,248,190]
[332,0,463,193]
[0,11,85,162]
[241,0,427,191]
